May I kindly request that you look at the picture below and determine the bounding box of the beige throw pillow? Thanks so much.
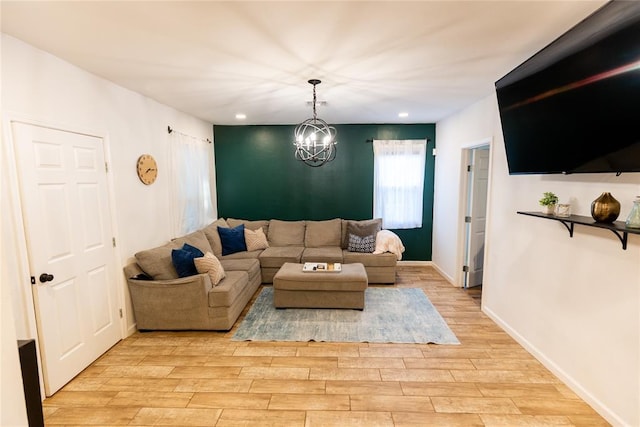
[194,252,225,286]
[245,227,269,251]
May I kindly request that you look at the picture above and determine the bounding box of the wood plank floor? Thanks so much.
[42,266,609,426]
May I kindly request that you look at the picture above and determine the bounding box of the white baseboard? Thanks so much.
[396,261,461,288]
[429,262,458,287]
[126,324,137,337]
[397,260,432,266]
[482,306,625,427]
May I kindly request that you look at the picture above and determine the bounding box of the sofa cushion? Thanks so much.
[218,224,247,256]
[208,270,249,308]
[259,246,305,268]
[305,218,342,247]
[268,220,306,246]
[245,227,269,251]
[172,230,213,255]
[227,218,269,235]
[301,247,344,264]
[348,233,376,253]
[220,258,261,283]
[202,218,229,257]
[220,249,262,260]
[342,250,397,267]
[135,241,179,280]
[171,244,205,278]
[194,252,226,285]
[341,219,382,249]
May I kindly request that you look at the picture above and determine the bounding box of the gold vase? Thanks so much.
[591,192,620,223]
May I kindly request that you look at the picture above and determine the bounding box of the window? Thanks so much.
[170,132,214,236]
[373,139,426,229]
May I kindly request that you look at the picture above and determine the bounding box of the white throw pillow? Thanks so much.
[194,252,225,285]
[245,227,269,251]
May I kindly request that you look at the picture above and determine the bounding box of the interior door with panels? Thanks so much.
[465,146,490,288]
[12,122,121,396]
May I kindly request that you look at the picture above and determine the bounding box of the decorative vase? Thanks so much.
[625,196,640,229]
[590,192,620,223]
[556,203,571,218]
[541,204,556,215]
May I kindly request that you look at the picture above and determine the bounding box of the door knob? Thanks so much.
[39,273,54,283]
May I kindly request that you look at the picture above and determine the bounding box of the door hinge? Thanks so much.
[432,148,437,156]
[119,309,123,318]
[462,265,469,272]
[105,162,109,173]
[30,276,36,285]
[467,164,472,172]
[465,216,472,223]
[112,237,116,247]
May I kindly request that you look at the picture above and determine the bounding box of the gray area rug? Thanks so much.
[232,287,459,344]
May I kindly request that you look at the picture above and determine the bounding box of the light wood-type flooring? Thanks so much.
[42,266,609,426]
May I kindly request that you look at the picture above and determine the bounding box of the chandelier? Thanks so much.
[293,79,337,167]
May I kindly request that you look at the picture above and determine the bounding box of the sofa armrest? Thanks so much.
[127,274,213,289]
[125,263,214,330]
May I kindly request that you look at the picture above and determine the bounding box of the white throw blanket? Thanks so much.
[374,229,405,260]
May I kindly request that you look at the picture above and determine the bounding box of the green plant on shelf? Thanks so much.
[539,192,559,207]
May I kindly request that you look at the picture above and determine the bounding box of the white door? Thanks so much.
[12,123,121,396]
[464,147,490,288]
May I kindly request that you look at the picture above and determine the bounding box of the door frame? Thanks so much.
[2,114,126,394]
[455,137,493,288]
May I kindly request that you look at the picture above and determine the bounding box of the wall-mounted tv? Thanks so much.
[495,1,640,175]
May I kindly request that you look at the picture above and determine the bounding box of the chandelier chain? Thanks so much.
[312,82,317,121]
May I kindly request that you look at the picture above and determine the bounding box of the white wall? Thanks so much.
[0,279,28,426]
[1,132,28,424]
[433,94,640,426]
[1,34,215,422]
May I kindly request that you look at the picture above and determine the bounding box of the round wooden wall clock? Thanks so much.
[136,154,158,185]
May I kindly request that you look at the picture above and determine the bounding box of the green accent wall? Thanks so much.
[213,124,436,260]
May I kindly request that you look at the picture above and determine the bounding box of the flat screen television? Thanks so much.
[495,1,640,175]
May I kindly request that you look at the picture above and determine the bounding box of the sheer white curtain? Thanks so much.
[373,139,427,229]
[170,132,214,236]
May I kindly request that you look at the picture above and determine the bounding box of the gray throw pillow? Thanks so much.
[342,219,382,249]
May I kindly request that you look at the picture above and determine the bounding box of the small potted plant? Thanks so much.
[539,192,559,214]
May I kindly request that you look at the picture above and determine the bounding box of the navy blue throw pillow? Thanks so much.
[171,243,204,278]
[182,243,204,258]
[218,224,247,256]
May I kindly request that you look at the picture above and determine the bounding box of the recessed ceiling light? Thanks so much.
[235,113,246,120]
[398,112,409,118]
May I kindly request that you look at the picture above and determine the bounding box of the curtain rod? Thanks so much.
[167,125,212,144]
[366,138,430,143]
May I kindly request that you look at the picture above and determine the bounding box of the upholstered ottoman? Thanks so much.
[273,262,368,309]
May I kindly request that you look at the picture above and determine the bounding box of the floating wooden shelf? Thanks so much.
[517,211,640,250]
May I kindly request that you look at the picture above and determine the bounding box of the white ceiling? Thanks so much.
[1,1,606,125]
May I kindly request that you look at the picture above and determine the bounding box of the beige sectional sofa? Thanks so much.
[124,218,398,331]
